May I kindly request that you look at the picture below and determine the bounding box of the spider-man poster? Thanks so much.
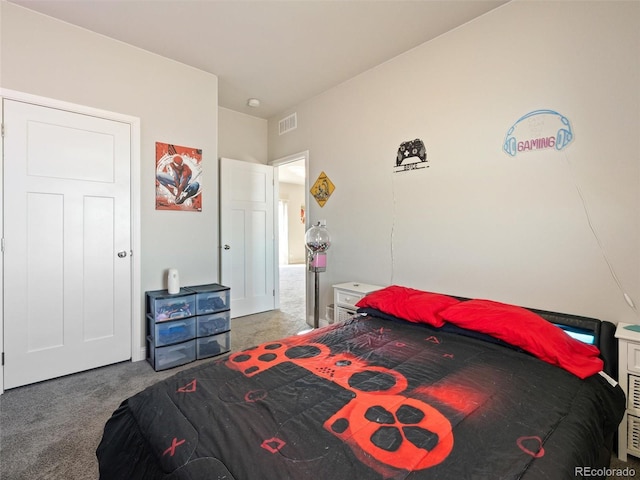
[156,142,202,211]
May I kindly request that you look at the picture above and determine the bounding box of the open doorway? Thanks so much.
[272,154,308,324]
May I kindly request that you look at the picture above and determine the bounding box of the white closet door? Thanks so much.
[3,99,132,389]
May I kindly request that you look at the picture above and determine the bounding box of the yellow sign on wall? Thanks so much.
[310,171,335,207]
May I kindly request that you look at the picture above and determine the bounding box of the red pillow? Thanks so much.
[439,299,603,379]
[355,285,460,327]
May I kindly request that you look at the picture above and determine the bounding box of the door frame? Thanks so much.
[269,150,310,321]
[0,89,142,394]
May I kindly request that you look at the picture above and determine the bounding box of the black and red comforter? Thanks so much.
[97,309,624,479]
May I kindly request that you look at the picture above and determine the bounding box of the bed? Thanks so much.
[97,286,625,479]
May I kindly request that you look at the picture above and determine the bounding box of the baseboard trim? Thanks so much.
[132,346,146,362]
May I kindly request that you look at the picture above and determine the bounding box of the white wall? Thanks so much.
[219,107,268,164]
[1,2,219,351]
[268,1,640,325]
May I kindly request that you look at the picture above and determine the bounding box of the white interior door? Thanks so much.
[220,158,275,318]
[3,99,132,389]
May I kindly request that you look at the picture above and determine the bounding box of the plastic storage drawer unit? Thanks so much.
[148,315,196,347]
[196,331,231,359]
[147,289,195,321]
[186,283,230,315]
[147,338,196,371]
[197,311,230,337]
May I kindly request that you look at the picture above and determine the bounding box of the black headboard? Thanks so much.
[445,295,619,379]
[526,306,618,380]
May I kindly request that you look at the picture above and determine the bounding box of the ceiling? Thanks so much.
[8,0,509,119]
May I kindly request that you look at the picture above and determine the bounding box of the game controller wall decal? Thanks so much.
[503,109,574,157]
[395,138,428,173]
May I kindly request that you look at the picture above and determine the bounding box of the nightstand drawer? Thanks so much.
[336,290,364,308]
[629,375,640,413]
[336,306,356,323]
[629,414,640,456]
[628,343,640,374]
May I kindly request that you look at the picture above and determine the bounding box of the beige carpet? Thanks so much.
[278,263,306,323]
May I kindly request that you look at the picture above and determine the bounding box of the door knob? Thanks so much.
[223,245,231,250]
[117,251,127,258]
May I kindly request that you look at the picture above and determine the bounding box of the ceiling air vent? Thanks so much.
[279,113,297,135]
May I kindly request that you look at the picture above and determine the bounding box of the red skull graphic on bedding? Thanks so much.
[227,340,454,474]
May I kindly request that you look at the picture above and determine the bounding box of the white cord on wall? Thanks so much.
[390,170,397,286]
[563,152,637,313]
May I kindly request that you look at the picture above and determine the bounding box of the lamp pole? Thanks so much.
[314,268,320,329]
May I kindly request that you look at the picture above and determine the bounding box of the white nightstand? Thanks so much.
[333,282,384,323]
[615,323,640,461]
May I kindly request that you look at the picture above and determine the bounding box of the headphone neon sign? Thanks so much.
[503,109,573,157]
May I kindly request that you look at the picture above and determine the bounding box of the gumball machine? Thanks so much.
[305,221,331,328]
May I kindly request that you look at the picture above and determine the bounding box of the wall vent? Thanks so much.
[279,113,297,135]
